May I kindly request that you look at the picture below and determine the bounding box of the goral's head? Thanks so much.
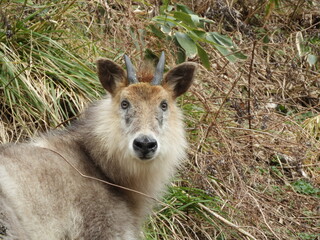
[96,53,197,161]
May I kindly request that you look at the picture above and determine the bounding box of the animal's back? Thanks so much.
[0,140,138,240]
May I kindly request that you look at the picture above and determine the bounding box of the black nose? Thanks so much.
[133,135,158,160]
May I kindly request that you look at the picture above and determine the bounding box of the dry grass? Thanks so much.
[1,0,319,239]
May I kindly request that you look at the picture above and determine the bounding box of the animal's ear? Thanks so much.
[96,58,126,95]
[163,62,197,98]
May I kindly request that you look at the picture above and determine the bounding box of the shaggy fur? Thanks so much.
[0,57,197,240]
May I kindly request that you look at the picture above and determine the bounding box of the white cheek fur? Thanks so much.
[89,97,186,182]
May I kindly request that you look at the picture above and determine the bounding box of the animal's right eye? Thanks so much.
[121,100,130,110]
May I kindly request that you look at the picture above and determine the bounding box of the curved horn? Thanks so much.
[124,55,138,84]
[151,51,165,85]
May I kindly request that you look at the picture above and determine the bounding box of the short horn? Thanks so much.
[151,52,165,85]
[124,55,138,84]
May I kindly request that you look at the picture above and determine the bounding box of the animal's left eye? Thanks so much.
[160,101,168,111]
[121,100,130,110]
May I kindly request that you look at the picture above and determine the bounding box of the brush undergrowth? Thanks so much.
[0,0,105,141]
[1,0,320,239]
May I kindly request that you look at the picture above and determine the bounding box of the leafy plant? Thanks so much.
[298,232,319,240]
[275,104,289,115]
[149,1,247,69]
[292,179,320,197]
[296,31,319,68]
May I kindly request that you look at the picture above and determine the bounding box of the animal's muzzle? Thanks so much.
[133,135,158,160]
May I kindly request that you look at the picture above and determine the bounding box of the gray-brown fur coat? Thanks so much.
[0,57,196,240]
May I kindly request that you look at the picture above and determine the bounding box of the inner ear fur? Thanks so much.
[96,58,126,95]
[163,62,197,98]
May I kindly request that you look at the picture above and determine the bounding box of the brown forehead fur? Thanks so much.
[113,61,176,103]
[117,83,171,103]
[136,60,155,83]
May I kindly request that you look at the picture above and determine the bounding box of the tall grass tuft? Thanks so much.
[0,1,104,142]
[144,183,232,240]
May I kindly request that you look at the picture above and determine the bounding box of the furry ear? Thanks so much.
[96,58,126,95]
[163,62,197,98]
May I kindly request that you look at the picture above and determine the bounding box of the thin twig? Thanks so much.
[288,0,305,25]
[247,40,257,155]
[248,193,282,240]
[199,202,258,240]
[42,147,160,202]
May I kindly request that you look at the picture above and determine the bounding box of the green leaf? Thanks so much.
[172,12,202,28]
[161,24,172,34]
[276,104,288,115]
[292,180,320,196]
[233,51,248,60]
[307,54,318,66]
[197,44,210,69]
[191,29,206,39]
[148,24,166,39]
[175,32,197,58]
[190,14,200,27]
[206,32,234,47]
[214,45,238,62]
[173,36,186,63]
[177,47,187,64]
[205,32,247,62]
[263,35,270,44]
[173,12,196,27]
[176,3,194,14]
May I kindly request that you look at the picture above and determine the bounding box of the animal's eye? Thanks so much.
[121,100,130,110]
[160,101,168,111]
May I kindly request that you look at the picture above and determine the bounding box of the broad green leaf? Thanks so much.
[173,12,202,28]
[175,32,197,58]
[173,12,195,27]
[161,24,172,34]
[190,14,200,27]
[173,37,186,63]
[206,32,234,47]
[205,32,247,62]
[191,29,206,39]
[197,44,210,69]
